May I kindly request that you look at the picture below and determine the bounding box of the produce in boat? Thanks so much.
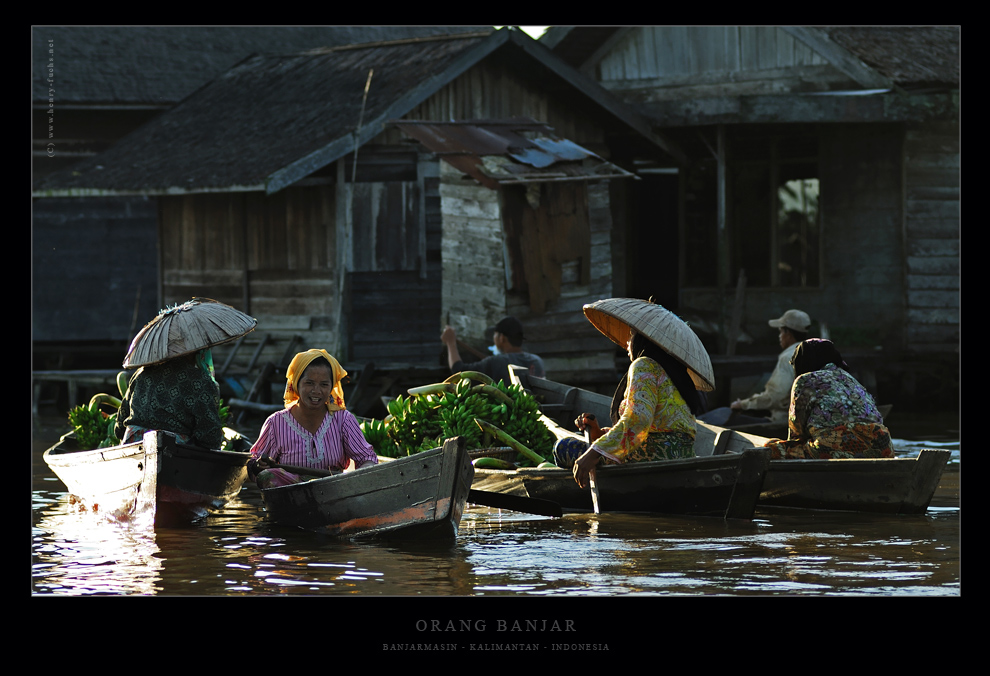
[366,372,556,465]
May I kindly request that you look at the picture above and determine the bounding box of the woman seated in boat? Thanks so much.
[762,339,894,460]
[114,349,224,451]
[564,327,706,490]
[247,349,378,489]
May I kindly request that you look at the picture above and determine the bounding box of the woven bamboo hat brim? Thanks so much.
[583,298,716,391]
[123,298,257,368]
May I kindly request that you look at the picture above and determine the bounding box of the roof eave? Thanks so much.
[500,29,689,164]
[32,183,266,198]
[265,29,514,195]
[782,27,899,91]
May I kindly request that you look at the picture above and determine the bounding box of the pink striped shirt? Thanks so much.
[249,408,378,471]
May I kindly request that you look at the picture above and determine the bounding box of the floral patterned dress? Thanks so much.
[763,363,894,460]
[555,356,696,466]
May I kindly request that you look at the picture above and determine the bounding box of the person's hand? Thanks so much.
[572,448,602,489]
[247,456,275,480]
[574,413,605,442]
[440,325,457,347]
[730,400,742,411]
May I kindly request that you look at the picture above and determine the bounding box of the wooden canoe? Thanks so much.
[43,432,158,521]
[471,448,771,519]
[43,430,251,524]
[260,436,475,540]
[506,366,952,515]
[468,366,771,520]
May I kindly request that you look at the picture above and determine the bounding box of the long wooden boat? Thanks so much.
[472,448,771,519]
[260,436,475,540]
[468,366,771,520]
[505,366,951,515]
[43,430,251,524]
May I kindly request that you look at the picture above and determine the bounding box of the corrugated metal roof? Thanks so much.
[393,118,636,189]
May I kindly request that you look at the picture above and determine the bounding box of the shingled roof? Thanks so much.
[34,28,676,196]
[824,26,959,88]
[32,26,492,105]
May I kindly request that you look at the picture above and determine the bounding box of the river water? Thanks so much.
[31,412,960,608]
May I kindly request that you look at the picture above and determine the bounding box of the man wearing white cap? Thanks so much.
[699,309,811,426]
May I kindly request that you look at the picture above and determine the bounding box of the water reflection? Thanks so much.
[32,414,960,598]
[33,494,162,595]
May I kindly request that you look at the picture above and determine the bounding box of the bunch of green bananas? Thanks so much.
[378,371,555,464]
[67,392,122,450]
[67,403,110,450]
[488,381,556,465]
[359,417,396,457]
[385,391,444,455]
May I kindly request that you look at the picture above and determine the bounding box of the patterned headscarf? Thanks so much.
[283,349,347,413]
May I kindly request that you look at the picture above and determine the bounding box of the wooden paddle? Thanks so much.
[579,418,602,514]
[258,458,562,518]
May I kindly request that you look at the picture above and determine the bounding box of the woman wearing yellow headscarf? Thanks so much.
[248,349,377,488]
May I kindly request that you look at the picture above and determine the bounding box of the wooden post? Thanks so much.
[717,124,729,290]
[726,269,746,356]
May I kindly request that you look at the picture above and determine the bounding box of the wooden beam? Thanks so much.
[640,91,958,127]
[782,27,895,91]
[717,124,728,290]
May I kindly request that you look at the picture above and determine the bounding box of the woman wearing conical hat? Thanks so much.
[115,349,225,450]
[561,298,711,490]
[247,349,378,488]
[115,299,256,450]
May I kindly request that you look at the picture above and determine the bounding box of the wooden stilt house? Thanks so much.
[35,28,683,397]
[542,25,960,403]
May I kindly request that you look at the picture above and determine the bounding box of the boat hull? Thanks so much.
[261,437,475,539]
[756,449,951,514]
[151,433,251,521]
[472,448,770,519]
[43,433,158,521]
[43,431,251,524]
[505,366,951,515]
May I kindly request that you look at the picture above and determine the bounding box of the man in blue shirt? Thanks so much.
[440,316,546,386]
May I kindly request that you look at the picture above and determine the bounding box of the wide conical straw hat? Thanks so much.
[123,298,257,368]
[583,298,715,391]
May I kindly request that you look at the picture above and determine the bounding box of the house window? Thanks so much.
[729,130,820,288]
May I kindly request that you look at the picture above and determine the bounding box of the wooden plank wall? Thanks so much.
[439,159,618,388]
[349,270,442,364]
[33,196,160,343]
[595,27,844,100]
[507,180,619,388]
[903,119,960,353]
[345,150,443,364]
[158,187,339,372]
[399,59,609,153]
